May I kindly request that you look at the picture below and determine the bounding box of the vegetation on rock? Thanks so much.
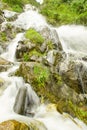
[2,0,87,25]
[25,28,44,45]
[0,120,29,130]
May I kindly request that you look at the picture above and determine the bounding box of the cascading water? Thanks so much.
[56,25,87,94]
[56,25,87,58]
[0,3,87,130]
[1,33,24,62]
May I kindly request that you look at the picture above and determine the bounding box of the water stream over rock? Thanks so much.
[0,3,87,130]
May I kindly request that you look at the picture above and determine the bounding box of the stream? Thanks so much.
[0,3,87,130]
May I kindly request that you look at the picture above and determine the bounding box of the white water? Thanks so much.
[1,33,24,62]
[0,4,87,130]
[13,9,47,30]
[36,0,43,4]
[56,25,87,59]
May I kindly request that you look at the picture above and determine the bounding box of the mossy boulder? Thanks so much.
[0,120,29,130]
[15,62,84,104]
[15,61,87,124]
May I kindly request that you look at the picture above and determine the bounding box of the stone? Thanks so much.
[0,57,12,72]
[0,15,4,24]
[0,120,29,130]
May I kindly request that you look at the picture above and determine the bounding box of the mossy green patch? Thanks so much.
[25,29,44,45]
[2,0,23,12]
[0,32,7,42]
[47,41,54,50]
[33,64,50,87]
[29,49,44,57]
[56,99,87,124]
[23,53,29,61]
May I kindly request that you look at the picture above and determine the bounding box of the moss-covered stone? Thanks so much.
[0,120,29,130]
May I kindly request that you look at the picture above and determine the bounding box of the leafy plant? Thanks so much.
[33,65,50,87]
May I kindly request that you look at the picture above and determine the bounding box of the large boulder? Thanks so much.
[15,62,84,104]
[61,61,87,93]
[15,62,87,124]
[15,27,63,62]
[0,120,29,130]
[39,26,62,51]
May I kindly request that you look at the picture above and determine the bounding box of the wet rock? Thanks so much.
[14,87,27,115]
[24,4,37,11]
[0,15,4,24]
[3,10,18,21]
[0,120,29,130]
[45,50,63,66]
[16,40,35,59]
[15,62,83,104]
[40,26,62,51]
[60,61,87,93]
[0,57,12,72]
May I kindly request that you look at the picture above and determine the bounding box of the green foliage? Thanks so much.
[2,0,87,24]
[54,74,63,86]
[23,53,29,61]
[40,0,87,25]
[47,41,54,50]
[29,49,44,57]
[0,32,7,42]
[33,65,50,87]
[25,28,44,44]
[68,100,87,124]
[12,5,23,12]
[2,0,39,12]
[57,100,87,124]
[2,0,23,12]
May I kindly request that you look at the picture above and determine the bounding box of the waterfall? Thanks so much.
[13,8,47,30]
[1,33,24,62]
[56,25,87,59]
[0,5,87,130]
[56,25,87,94]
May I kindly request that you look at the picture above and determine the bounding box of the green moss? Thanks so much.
[56,100,87,124]
[0,32,7,42]
[25,29,44,44]
[23,53,29,61]
[29,49,44,57]
[68,100,87,124]
[53,74,63,86]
